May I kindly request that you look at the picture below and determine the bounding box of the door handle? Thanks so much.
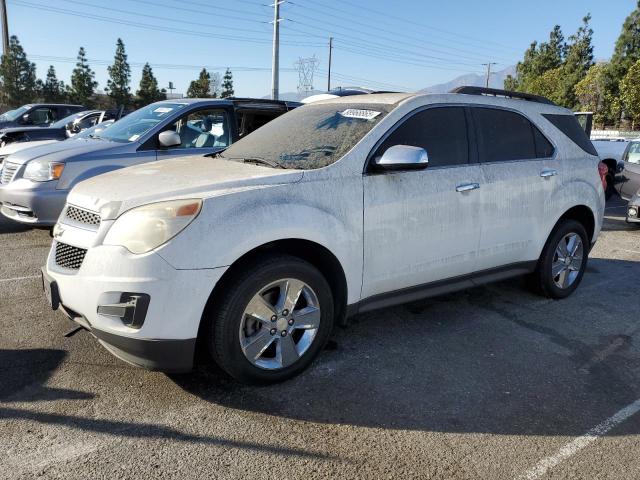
[540,169,558,178]
[456,183,480,193]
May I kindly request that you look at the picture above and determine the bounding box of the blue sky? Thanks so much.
[6,0,638,97]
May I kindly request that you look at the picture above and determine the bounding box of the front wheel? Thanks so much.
[529,220,589,299]
[206,255,334,384]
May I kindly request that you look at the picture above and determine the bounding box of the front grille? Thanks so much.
[55,242,87,270]
[0,161,18,184]
[65,205,101,227]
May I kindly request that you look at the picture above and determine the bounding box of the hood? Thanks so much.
[0,120,18,129]
[6,138,122,166]
[68,156,304,218]
[0,125,59,135]
[0,139,58,156]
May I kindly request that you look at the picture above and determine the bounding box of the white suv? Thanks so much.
[42,88,605,384]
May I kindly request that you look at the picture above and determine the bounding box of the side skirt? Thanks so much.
[347,261,538,317]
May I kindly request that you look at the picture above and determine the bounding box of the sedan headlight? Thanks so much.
[24,160,65,181]
[103,199,202,254]
[629,206,638,218]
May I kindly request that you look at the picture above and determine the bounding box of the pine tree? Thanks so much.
[106,38,132,107]
[40,65,66,103]
[605,1,640,124]
[187,68,211,98]
[620,59,640,129]
[0,36,38,107]
[69,47,97,107]
[136,63,165,106]
[221,68,234,98]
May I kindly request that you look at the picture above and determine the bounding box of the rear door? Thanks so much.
[619,142,640,200]
[472,106,557,271]
[362,106,483,299]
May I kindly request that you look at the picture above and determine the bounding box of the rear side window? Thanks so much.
[473,108,553,162]
[375,107,469,168]
[542,113,598,156]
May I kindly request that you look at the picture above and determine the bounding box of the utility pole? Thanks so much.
[270,1,283,100]
[327,37,333,92]
[482,62,497,88]
[0,0,9,57]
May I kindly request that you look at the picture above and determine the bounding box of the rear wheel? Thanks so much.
[529,220,589,299]
[206,255,334,384]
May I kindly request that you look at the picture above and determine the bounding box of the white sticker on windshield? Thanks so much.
[339,109,381,120]
[129,134,140,141]
[154,107,173,114]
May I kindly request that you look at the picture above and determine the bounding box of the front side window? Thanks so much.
[221,102,392,169]
[473,108,546,163]
[373,107,469,168]
[166,109,230,149]
[97,102,188,143]
[29,107,56,125]
[625,142,640,164]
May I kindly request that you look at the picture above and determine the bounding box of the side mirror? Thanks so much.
[158,130,181,148]
[21,113,32,124]
[68,122,81,134]
[374,145,429,171]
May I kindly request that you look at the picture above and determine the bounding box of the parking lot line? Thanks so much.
[0,275,40,284]
[516,398,640,480]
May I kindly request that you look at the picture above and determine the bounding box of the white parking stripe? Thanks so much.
[0,275,40,283]
[516,399,640,480]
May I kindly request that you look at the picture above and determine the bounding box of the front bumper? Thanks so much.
[627,197,640,224]
[0,178,68,226]
[44,241,227,372]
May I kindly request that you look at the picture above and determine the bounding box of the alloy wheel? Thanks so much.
[551,232,584,289]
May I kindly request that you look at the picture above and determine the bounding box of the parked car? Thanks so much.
[41,87,605,384]
[0,110,117,146]
[0,98,299,226]
[302,86,393,104]
[591,138,629,198]
[614,140,640,224]
[0,104,85,129]
[0,120,117,171]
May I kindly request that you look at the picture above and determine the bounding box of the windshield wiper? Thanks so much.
[242,157,285,169]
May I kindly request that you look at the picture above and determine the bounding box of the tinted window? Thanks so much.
[533,127,555,158]
[473,108,539,162]
[375,107,469,168]
[543,113,598,156]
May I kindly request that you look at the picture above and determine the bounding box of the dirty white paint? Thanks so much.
[516,399,640,480]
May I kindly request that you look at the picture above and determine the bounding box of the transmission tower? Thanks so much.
[294,55,319,96]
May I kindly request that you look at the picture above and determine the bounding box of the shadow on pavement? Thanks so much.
[172,258,640,438]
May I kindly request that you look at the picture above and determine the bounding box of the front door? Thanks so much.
[362,106,483,299]
[157,108,232,161]
[619,142,640,200]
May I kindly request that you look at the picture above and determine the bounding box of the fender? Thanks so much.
[158,178,363,304]
[58,164,127,191]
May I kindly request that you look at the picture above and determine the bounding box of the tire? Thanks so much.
[529,219,589,299]
[206,254,334,384]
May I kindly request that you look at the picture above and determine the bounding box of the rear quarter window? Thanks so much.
[542,114,598,156]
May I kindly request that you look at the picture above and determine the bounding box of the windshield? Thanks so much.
[0,106,29,121]
[73,120,115,139]
[97,102,187,143]
[627,142,640,164]
[51,111,88,129]
[220,102,392,169]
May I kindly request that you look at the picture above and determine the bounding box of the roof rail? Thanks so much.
[449,86,556,106]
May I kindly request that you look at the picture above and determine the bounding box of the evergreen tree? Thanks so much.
[40,65,66,103]
[574,63,609,128]
[106,38,132,107]
[69,47,97,107]
[221,68,234,98]
[136,63,165,106]
[605,1,640,123]
[620,59,640,129]
[0,35,38,107]
[559,15,594,109]
[187,68,211,98]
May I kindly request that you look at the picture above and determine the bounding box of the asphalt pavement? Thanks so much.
[1,196,639,479]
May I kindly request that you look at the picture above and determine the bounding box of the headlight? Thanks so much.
[629,206,638,218]
[103,199,202,254]
[24,160,65,181]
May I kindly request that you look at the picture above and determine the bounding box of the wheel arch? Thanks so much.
[196,238,349,348]
[555,205,596,245]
